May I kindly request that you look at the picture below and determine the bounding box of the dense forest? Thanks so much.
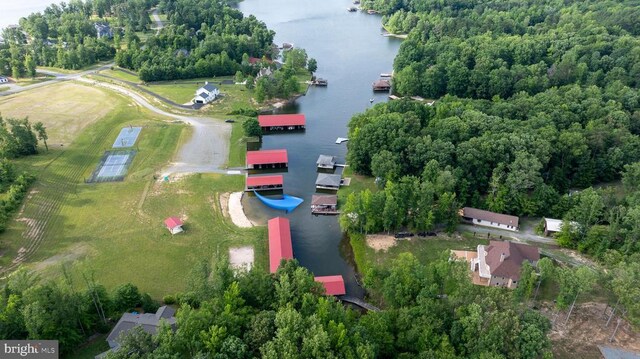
[344,0,640,257]
[1,258,560,358]
[115,0,276,82]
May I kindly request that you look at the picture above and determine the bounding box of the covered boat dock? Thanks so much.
[245,175,284,191]
[258,114,306,132]
[246,149,288,170]
[268,217,294,273]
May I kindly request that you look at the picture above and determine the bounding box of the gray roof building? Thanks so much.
[105,306,177,350]
[316,173,342,189]
[202,82,218,92]
[316,155,336,169]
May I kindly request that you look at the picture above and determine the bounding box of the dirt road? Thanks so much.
[75,78,232,175]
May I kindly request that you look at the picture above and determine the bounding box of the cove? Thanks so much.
[238,0,402,296]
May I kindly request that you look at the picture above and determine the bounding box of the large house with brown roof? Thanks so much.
[469,241,540,288]
[460,207,520,231]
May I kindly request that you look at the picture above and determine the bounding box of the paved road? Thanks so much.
[75,77,233,176]
[151,8,164,34]
[457,223,556,245]
[0,63,114,97]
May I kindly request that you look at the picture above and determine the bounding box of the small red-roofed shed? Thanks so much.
[246,175,284,191]
[164,217,184,235]
[315,275,346,296]
[268,217,293,273]
[258,114,306,132]
[246,149,288,170]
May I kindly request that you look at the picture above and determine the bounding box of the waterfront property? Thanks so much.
[311,194,339,215]
[268,217,293,273]
[245,174,284,191]
[193,82,219,104]
[315,173,342,191]
[372,78,391,91]
[316,155,336,170]
[246,149,288,170]
[164,217,184,235]
[98,306,176,358]
[460,207,519,231]
[258,114,306,132]
[315,275,346,295]
[452,240,539,289]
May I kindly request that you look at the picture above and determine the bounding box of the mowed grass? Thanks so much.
[1,85,267,299]
[102,69,141,83]
[0,86,9,92]
[0,82,117,145]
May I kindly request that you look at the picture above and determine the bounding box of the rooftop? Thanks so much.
[311,195,338,206]
[316,155,336,167]
[484,241,539,280]
[106,306,176,349]
[164,217,183,229]
[259,114,306,127]
[246,149,288,165]
[314,275,346,295]
[316,173,342,187]
[246,175,284,187]
[268,217,293,273]
[462,207,519,228]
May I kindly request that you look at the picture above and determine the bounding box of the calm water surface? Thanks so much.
[239,0,401,297]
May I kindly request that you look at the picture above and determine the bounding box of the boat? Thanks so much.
[380,73,392,78]
[253,190,303,213]
[347,7,357,12]
[353,0,360,4]
[367,9,378,14]
[313,78,328,86]
[336,137,349,144]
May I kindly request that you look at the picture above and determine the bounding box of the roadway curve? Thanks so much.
[75,77,232,175]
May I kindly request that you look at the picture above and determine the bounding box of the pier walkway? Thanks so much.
[339,296,381,312]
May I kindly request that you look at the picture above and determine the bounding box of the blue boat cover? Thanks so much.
[254,191,304,213]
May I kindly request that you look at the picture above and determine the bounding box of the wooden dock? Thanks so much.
[339,296,381,312]
[312,209,341,215]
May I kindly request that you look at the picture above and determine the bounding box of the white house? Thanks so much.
[0,76,8,84]
[193,82,219,104]
[460,207,519,231]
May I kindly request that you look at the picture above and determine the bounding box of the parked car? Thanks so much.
[225,119,235,123]
[394,232,414,239]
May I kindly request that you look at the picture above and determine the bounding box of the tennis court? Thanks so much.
[113,127,142,148]
[87,150,137,183]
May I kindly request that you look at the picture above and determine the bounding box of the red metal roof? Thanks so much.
[246,175,284,187]
[246,149,288,165]
[268,217,293,273]
[258,114,306,127]
[314,275,346,296]
[164,217,183,229]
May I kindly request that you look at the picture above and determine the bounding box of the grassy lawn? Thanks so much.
[0,82,118,145]
[0,84,267,299]
[38,61,113,74]
[0,86,8,92]
[102,69,141,83]
[14,74,55,85]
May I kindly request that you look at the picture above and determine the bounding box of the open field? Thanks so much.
[0,82,117,145]
[101,69,141,83]
[0,86,9,92]
[14,73,55,85]
[0,85,267,299]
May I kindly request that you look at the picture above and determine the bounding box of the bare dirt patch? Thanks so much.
[32,243,92,272]
[366,234,397,252]
[540,302,640,358]
[219,192,230,218]
[227,192,254,228]
[0,82,116,144]
[229,246,254,272]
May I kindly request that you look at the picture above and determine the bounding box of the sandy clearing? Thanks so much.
[32,243,91,272]
[229,246,254,272]
[227,192,254,228]
[219,193,230,218]
[366,234,396,251]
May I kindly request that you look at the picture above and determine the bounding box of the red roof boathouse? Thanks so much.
[246,149,288,170]
[245,175,284,191]
[314,275,346,296]
[268,217,293,273]
[258,114,306,132]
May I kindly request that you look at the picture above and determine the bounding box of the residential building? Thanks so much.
[193,82,219,104]
[465,241,540,289]
[97,306,177,358]
[94,23,113,39]
[460,207,520,231]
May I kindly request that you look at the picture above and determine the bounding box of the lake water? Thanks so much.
[0,0,55,32]
[238,0,401,297]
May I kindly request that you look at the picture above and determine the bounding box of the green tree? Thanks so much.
[242,118,262,138]
[307,58,318,74]
[33,122,48,151]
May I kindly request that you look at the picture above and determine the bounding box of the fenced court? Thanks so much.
[86,150,137,183]
[112,126,142,148]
